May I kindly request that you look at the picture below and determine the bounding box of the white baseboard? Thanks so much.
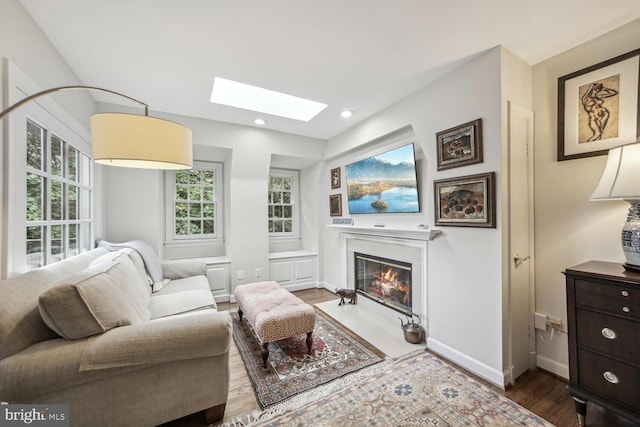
[427,337,508,388]
[536,354,569,380]
[319,281,338,293]
[281,281,318,292]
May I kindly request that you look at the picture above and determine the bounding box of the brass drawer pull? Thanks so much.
[603,371,619,384]
[621,290,629,297]
[601,328,617,339]
[622,306,631,313]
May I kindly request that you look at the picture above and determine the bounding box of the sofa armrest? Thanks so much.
[79,310,231,371]
[161,259,206,279]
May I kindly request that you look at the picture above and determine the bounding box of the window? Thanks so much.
[167,161,222,240]
[268,169,299,237]
[25,119,93,270]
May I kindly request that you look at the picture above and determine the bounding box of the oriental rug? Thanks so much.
[231,309,385,409]
[219,350,554,427]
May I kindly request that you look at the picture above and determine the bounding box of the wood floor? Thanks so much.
[168,288,635,427]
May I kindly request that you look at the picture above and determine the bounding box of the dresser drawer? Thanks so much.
[575,279,640,319]
[576,309,640,361]
[578,349,640,412]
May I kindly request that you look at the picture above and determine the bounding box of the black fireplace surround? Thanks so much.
[354,252,412,314]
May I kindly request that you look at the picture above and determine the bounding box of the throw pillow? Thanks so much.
[39,259,151,339]
[90,249,151,305]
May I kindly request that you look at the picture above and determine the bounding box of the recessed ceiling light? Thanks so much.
[340,110,354,118]
[210,77,327,122]
[254,118,267,125]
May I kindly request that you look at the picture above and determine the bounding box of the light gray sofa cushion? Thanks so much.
[149,275,216,319]
[38,252,151,339]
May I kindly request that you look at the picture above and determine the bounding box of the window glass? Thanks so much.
[26,120,44,171]
[26,173,44,221]
[268,170,298,237]
[168,162,222,240]
[26,226,45,270]
[24,120,93,270]
[68,146,78,182]
[51,135,63,176]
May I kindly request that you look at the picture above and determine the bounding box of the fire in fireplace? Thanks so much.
[354,252,412,314]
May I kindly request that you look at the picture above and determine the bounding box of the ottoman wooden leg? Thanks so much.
[238,307,243,321]
[261,343,269,368]
[306,331,313,354]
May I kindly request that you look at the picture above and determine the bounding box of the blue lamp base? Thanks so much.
[622,201,640,271]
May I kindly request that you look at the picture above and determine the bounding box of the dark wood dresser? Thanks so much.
[564,261,640,426]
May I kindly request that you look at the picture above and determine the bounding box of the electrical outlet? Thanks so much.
[534,313,548,331]
[255,268,261,278]
[236,270,244,280]
[547,315,562,331]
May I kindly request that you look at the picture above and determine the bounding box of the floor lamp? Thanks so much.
[0,85,192,170]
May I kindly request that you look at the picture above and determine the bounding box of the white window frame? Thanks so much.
[25,119,93,270]
[268,168,299,239]
[165,160,223,242]
[3,61,95,277]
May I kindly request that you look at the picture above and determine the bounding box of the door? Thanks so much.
[508,102,535,382]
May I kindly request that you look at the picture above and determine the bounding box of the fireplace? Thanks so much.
[354,252,412,314]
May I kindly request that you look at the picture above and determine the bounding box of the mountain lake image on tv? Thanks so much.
[345,143,420,214]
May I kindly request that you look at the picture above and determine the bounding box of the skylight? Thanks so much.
[210,77,327,122]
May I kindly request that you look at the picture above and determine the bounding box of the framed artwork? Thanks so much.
[557,49,640,161]
[434,172,495,228]
[329,194,342,216]
[331,167,341,189]
[436,119,483,170]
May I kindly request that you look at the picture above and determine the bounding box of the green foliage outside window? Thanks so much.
[173,169,216,237]
[25,119,92,269]
[268,174,294,234]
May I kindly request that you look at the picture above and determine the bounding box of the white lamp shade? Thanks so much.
[91,113,192,169]
[590,142,640,200]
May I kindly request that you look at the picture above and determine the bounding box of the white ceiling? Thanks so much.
[19,0,640,140]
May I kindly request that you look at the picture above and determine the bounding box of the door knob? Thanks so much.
[513,253,530,265]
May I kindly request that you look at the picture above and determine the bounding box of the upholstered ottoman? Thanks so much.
[234,281,316,367]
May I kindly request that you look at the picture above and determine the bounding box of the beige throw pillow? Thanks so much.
[39,256,151,339]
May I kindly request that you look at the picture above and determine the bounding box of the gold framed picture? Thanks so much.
[434,172,495,228]
[329,194,342,216]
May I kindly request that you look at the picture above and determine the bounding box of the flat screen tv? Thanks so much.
[345,143,420,214]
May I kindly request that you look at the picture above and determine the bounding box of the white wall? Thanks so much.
[322,48,508,383]
[0,0,96,129]
[532,18,640,378]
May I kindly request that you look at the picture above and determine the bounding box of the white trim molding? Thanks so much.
[427,337,509,388]
[327,224,440,241]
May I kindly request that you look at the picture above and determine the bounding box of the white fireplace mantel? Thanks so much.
[326,224,440,241]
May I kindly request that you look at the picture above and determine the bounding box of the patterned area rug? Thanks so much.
[231,309,384,409]
[221,350,554,427]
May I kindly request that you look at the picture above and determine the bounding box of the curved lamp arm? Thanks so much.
[0,85,192,170]
[0,85,148,119]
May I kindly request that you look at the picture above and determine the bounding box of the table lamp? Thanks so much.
[590,142,640,271]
